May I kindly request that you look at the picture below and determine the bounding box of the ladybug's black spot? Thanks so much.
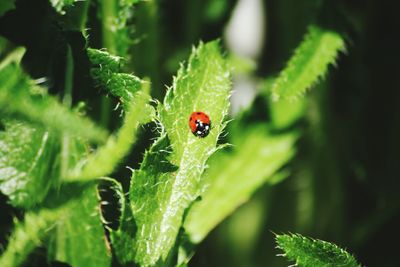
[192,121,211,138]
[196,112,201,115]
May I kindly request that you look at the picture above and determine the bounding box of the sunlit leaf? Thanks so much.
[262,78,307,129]
[184,126,297,243]
[87,48,143,107]
[0,120,57,208]
[66,91,154,181]
[98,0,141,56]
[49,185,111,267]
[0,209,63,267]
[0,62,108,143]
[130,41,231,266]
[272,25,345,101]
[102,178,137,264]
[276,233,361,267]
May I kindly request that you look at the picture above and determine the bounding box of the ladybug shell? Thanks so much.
[189,111,211,137]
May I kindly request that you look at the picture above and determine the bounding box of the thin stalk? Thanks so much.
[100,0,118,127]
[60,45,74,178]
[100,0,117,54]
[78,0,91,33]
[133,0,161,99]
[63,46,74,107]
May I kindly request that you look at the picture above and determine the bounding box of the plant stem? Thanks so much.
[100,0,117,54]
[100,0,118,127]
[61,45,74,178]
[78,0,90,33]
[63,46,74,107]
[133,0,161,99]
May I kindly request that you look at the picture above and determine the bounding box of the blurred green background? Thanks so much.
[1,0,400,266]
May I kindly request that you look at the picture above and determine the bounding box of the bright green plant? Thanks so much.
[0,1,365,267]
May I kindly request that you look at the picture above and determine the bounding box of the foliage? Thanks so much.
[66,91,153,181]
[1,0,392,266]
[48,186,111,267]
[0,56,109,143]
[0,209,63,267]
[99,0,141,56]
[67,48,155,181]
[104,178,137,264]
[276,233,360,267]
[184,126,297,243]
[271,25,346,101]
[0,120,56,208]
[87,48,143,107]
[130,41,231,266]
[0,27,153,267]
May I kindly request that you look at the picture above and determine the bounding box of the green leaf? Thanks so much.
[66,91,154,181]
[49,0,79,14]
[275,233,361,267]
[0,120,57,208]
[261,78,307,129]
[66,49,154,181]
[271,25,345,101]
[42,181,94,209]
[227,53,256,75]
[0,0,15,17]
[103,178,137,264]
[114,0,141,56]
[98,0,140,56]
[87,48,143,108]
[130,41,231,266]
[0,61,108,143]
[269,97,306,128]
[0,209,62,267]
[184,126,297,243]
[0,42,25,70]
[49,185,111,267]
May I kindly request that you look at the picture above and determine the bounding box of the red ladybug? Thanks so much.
[189,111,211,137]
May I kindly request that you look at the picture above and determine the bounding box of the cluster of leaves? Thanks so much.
[0,1,362,267]
[0,37,153,267]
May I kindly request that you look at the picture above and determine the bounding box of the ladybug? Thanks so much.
[189,111,211,138]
